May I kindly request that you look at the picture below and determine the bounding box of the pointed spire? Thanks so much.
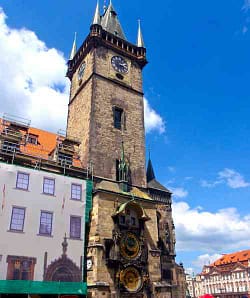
[101,0,126,40]
[92,1,101,25]
[137,20,145,48]
[69,32,77,60]
[146,157,155,183]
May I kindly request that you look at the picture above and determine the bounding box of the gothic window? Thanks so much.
[118,208,139,228]
[6,256,36,280]
[71,183,82,200]
[113,107,123,129]
[10,207,25,232]
[43,177,55,195]
[39,211,53,236]
[16,172,29,190]
[70,216,81,239]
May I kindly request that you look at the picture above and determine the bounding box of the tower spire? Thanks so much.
[137,20,145,48]
[100,0,126,40]
[92,1,101,25]
[146,156,155,183]
[69,32,77,60]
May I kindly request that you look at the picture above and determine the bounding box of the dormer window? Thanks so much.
[27,134,38,145]
[58,152,73,166]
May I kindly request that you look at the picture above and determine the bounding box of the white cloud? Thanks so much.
[192,253,222,269]
[200,179,222,188]
[0,8,69,132]
[218,168,250,189]
[201,168,250,189]
[173,201,250,253]
[144,98,166,134]
[0,8,165,135]
[169,187,188,198]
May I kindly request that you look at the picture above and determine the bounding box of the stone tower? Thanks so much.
[66,2,186,298]
[66,1,147,187]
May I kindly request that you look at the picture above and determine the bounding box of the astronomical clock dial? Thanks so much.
[111,56,128,73]
[120,266,142,293]
[120,232,141,260]
[78,62,86,81]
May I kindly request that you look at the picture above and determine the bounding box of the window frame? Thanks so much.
[39,210,53,236]
[10,206,26,232]
[16,172,29,191]
[113,107,123,130]
[43,177,55,196]
[70,216,82,239]
[71,183,82,201]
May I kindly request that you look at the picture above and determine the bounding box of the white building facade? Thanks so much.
[0,162,92,297]
[186,250,250,298]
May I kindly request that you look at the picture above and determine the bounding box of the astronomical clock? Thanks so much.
[104,200,151,296]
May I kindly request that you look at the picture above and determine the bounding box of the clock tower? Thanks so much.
[66,1,147,187]
[66,2,186,298]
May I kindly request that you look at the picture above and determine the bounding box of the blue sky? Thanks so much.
[1,0,250,273]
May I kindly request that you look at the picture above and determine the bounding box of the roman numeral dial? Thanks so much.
[111,56,129,73]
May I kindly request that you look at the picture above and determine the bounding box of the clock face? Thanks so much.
[86,258,92,270]
[78,62,86,81]
[120,267,142,293]
[120,232,141,260]
[111,56,128,73]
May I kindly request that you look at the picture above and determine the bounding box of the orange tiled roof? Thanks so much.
[0,119,82,168]
[210,249,250,267]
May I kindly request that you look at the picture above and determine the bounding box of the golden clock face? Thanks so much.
[120,232,141,260]
[120,267,142,293]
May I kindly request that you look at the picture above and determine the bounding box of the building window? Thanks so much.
[10,207,25,232]
[16,172,29,190]
[131,217,136,226]
[119,215,126,225]
[71,184,82,200]
[6,256,36,280]
[2,141,20,153]
[113,107,123,129]
[27,134,38,145]
[70,216,81,239]
[43,178,55,195]
[58,152,73,166]
[39,211,53,235]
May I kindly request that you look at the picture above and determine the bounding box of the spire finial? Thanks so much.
[93,1,101,25]
[137,19,145,48]
[69,32,77,60]
[103,0,107,12]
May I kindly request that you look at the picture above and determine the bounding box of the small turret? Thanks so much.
[92,1,101,25]
[137,20,145,48]
[69,32,77,61]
